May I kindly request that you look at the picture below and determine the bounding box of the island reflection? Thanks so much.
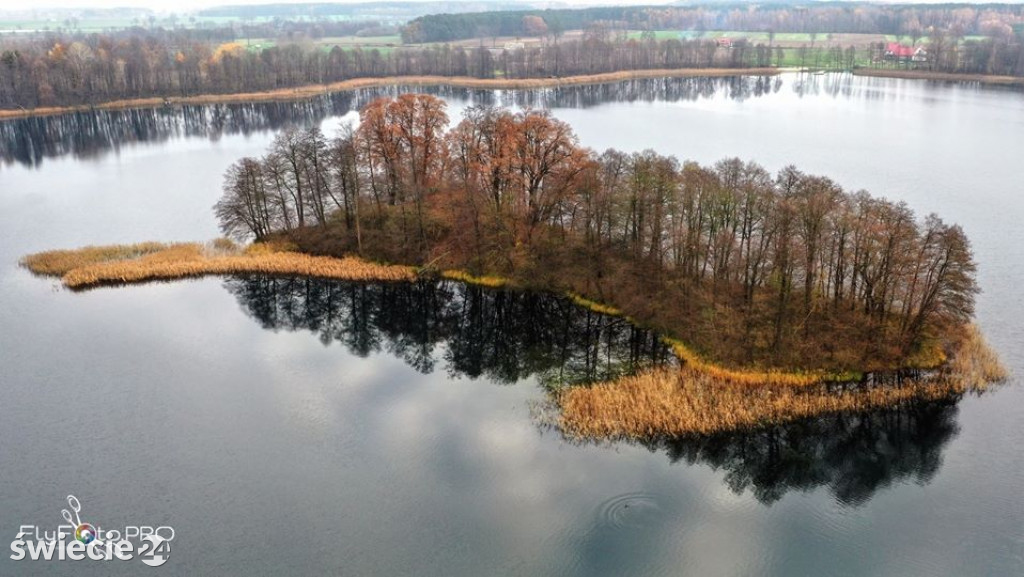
[225,274,961,507]
[647,398,959,506]
[225,275,670,386]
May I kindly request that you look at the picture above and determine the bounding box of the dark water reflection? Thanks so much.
[647,398,959,506]
[5,72,1022,167]
[226,275,671,388]
[227,274,962,508]
[0,75,785,167]
[0,93,363,167]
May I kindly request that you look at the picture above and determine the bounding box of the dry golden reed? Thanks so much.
[20,242,177,276]
[946,324,1008,390]
[558,325,1006,439]
[23,241,416,289]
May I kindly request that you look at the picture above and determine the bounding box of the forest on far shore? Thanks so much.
[1,2,1023,110]
[402,3,1024,43]
[214,93,979,373]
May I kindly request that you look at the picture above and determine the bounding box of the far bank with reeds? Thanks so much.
[851,68,1024,86]
[22,241,1007,438]
[0,68,779,120]
[6,67,1020,121]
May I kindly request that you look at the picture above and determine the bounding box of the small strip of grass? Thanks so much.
[440,269,509,288]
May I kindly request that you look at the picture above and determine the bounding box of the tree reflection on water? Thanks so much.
[225,274,963,506]
[224,275,669,387]
[647,398,959,505]
[1,75,783,167]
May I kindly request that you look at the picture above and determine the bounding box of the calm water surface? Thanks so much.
[1,74,1022,576]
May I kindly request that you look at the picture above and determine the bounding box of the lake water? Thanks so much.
[1,74,1022,576]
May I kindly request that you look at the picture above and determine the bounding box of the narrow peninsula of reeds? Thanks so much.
[23,93,1008,439]
[558,325,1005,439]
[21,240,415,289]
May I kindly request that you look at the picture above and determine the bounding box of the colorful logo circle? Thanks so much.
[75,523,97,544]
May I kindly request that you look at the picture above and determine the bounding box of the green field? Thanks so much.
[241,35,402,54]
[625,30,993,47]
[627,30,828,43]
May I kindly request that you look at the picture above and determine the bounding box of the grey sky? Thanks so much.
[0,0,1017,12]
[2,0,664,11]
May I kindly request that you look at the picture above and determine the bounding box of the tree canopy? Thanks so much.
[216,94,979,371]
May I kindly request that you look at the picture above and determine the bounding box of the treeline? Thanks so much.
[0,32,764,109]
[3,13,1023,110]
[403,3,1024,42]
[215,94,978,370]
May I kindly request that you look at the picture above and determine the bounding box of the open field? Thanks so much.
[626,30,993,49]
[242,34,403,53]
[627,30,888,47]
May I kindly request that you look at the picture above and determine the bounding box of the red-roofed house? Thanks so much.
[885,42,927,62]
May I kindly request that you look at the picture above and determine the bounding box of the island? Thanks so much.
[22,93,1005,439]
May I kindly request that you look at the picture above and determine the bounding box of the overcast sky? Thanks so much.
[1,0,664,12]
[1,0,1018,12]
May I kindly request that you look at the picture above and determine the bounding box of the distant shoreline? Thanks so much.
[0,68,781,120]
[3,66,1022,121]
[852,68,1024,86]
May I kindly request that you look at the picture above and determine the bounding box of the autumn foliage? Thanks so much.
[215,93,983,374]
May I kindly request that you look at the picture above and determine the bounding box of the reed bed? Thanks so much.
[852,69,1024,86]
[23,242,416,289]
[945,324,1008,391]
[559,325,1005,439]
[20,242,178,276]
